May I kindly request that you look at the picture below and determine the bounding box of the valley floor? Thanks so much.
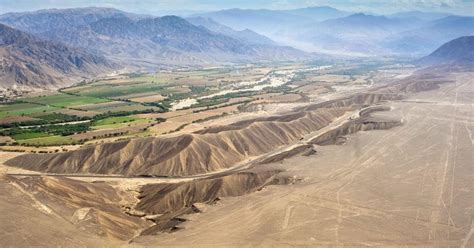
[135,73,474,247]
[0,72,472,247]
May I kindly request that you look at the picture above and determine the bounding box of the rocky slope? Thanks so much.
[1,8,310,64]
[0,7,146,34]
[43,15,308,63]
[0,23,114,89]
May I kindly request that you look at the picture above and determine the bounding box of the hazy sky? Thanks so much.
[1,0,473,15]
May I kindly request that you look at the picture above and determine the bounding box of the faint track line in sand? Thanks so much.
[461,221,474,248]
[6,179,80,227]
[315,102,408,190]
[465,112,474,146]
[267,193,461,238]
[417,161,434,222]
[281,205,294,230]
[313,127,399,195]
[448,116,460,208]
[8,180,53,215]
[428,79,459,241]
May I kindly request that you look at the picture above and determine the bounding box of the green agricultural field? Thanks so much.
[17,135,76,146]
[0,102,59,119]
[122,74,168,83]
[12,132,50,140]
[69,83,172,99]
[93,116,136,126]
[92,116,149,129]
[103,104,159,113]
[23,93,110,108]
[75,101,129,111]
[74,101,160,114]
[33,112,85,122]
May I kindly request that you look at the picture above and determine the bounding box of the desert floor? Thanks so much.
[135,73,473,247]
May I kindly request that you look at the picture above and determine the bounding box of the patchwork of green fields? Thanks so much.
[0,91,158,146]
[23,93,110,107]
[0,103,59,118]
[0,68,269,147]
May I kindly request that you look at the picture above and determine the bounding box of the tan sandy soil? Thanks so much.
[293,84,329,93]
[261,93,303,102]
[53,108,99,117]
[227,96,252,103]
[148,105,240,135]
[253,93,280,100]
[309,74,351,83]
[133,72,474,247]
[0,144,81,153]
[0,115,38,124]
[21,90,58,98]
[0,176,114,247]
[72,123,150,141]
[0,136,13,144]
[75,101,130,111]
[135,108,194,120]
[127,94,165,103]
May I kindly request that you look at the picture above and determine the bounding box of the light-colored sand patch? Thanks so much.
[128,94,165,103]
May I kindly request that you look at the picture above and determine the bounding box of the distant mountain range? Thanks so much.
[383,16,474,55]
[186,17,276,45]
[295,13,425,55]
[0,6,472,89]
[0,23,114,89]
[2,7,471,59]
[419,36,474,65]
[388,11,451,21]
[0,8,310,66]
[304,13,473,55]
[0,7,147,34]
[192,6,350,35]
[283,6,351,22]
[193,8,474,56]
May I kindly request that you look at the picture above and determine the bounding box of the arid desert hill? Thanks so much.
[5,70,450,177]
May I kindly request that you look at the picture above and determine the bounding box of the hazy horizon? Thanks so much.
[1,0,473,16]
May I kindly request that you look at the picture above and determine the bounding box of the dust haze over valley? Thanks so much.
[0,1,473,247]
